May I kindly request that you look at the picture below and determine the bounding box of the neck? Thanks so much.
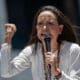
[51,39,59,53]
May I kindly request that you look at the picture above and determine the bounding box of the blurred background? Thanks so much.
[6,0,80,49]
[0,0,80,80]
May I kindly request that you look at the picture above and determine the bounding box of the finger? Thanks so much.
[45,59,50,65]
[45,52,52,54]
[45,55,51,59]
[44,52,52,56]
[5,23,17,32]
[6,27,12,33]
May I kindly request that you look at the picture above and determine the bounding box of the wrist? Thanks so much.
[5,38,11,44]
[54,71,62,79]
[51,67,62,79]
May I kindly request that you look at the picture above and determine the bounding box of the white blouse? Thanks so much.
[0,41,80,80]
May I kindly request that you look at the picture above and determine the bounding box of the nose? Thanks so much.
[43,25,47,30]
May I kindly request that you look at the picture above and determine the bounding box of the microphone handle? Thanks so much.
[48,65,51,80]
[44,37,51,52]
[44,36,51,80]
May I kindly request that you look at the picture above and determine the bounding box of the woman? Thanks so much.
[1,5,80,80]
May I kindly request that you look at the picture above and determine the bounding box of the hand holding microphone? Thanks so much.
[44,34,57,66]
[44,34,61,79]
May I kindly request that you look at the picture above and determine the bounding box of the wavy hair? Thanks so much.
[28,5,78,46]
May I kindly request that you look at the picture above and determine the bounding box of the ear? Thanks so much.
[58,24,64,34]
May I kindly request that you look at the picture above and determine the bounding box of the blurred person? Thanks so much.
[0,5,80,80]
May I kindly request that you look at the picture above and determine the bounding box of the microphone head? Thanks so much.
[44,34,50,39]
[44,34,51,52]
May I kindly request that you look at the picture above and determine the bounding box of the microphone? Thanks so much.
[44,34,51,52]
[44,34,51,80]
[44,34,61,79]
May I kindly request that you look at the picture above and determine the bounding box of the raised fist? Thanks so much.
[5,23,17,44]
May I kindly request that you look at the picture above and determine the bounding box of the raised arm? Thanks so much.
[1,24,32,78]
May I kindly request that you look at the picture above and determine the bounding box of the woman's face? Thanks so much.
[36,11,63,42]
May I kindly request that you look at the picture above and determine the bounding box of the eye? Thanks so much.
[47,22,55,26]
[37,22,43,26]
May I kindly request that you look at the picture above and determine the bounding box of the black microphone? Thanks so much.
[44,34,51,80]
[44,34,51,52]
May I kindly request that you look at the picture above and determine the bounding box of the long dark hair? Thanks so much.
[28,5,78,46]
[27,6,78,79]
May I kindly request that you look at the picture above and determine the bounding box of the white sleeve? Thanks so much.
[1,43,33,78]
[69,45,80,80]
[62,44,80,80]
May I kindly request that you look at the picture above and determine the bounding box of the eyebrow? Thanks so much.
[39,16,57,20]
[38,18,58,23]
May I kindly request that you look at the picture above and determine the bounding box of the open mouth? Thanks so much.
[41,34,45,36]
[41,33,51,37]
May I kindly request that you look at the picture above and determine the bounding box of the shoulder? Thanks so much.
[61,41,80,54]
[61,41,80,49]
